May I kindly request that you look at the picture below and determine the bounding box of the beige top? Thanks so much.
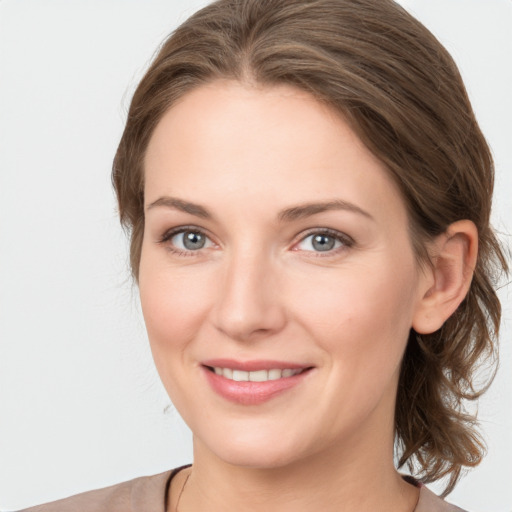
[19,466,466,512]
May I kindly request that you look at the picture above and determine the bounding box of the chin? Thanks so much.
[194,421,317,470]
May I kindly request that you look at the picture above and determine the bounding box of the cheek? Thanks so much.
[138,256,215,358]
[291,261,418,368]
[289,263,419,432]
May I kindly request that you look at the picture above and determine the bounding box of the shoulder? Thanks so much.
[416,485,468,512]
[18,469,176,512]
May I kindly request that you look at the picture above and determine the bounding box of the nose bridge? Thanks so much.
[213,243,285,341]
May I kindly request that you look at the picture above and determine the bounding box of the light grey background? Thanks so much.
[0,1,510,510]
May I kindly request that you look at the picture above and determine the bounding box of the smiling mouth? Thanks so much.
[206,366,307,382]
[201,359,314,404]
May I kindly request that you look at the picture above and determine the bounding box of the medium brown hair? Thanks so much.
[112,0,508,494]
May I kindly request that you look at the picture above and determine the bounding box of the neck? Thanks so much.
[175,423,418,512]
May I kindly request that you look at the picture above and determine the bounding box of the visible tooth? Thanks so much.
[232,370,249,382]
[249,370,268,382]
[214,367,303,381]
[268,369,282,380]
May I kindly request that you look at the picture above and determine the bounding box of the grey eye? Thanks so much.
[184,231,205,250]
[312,234,336,251]
[296,232,345,252]
[171,230,210,251]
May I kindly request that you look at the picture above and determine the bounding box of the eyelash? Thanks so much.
[295,228,354,257]
[157,226,354,258]
[158,225,213,257]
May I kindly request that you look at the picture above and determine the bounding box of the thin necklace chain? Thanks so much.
[175,471,190,512]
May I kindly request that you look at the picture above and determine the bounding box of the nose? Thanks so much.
[212,249,287,342]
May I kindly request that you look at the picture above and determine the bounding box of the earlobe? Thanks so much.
[412,220,478,335]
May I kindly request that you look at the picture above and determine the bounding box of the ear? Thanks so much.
[412,220,478,335]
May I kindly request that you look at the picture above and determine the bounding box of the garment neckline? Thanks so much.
[166,465,424,512]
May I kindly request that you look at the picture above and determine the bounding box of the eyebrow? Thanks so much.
[146,196,211,218]
[278,200,374,222]
[146,196,374,222]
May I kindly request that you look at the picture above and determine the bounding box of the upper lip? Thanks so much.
[201,359,312,372]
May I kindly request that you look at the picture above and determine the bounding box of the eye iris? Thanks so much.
[183,231,205,250]
[312,234,335,251]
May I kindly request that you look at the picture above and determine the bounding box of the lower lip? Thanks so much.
[202,367,311,405]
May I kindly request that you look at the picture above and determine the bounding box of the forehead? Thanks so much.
[143,80,407,227]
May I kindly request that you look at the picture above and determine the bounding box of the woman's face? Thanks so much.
[139,81,430,468]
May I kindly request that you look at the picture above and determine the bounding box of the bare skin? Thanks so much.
[140,81,477,512]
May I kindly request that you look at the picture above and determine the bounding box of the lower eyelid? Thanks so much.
[295,231,353,250]
[157,227,219,257]
[159,227,208,243]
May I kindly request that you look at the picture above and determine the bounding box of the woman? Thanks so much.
[18,0,507,510]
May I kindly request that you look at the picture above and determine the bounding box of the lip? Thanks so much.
[201,359,313,405]
[202,358,309,372]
